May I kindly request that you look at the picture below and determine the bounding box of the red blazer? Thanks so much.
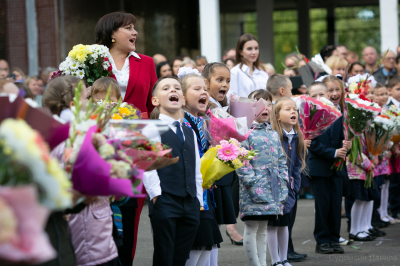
[122,54,157,114]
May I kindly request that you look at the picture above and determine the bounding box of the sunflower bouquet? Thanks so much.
[201,138,257,189]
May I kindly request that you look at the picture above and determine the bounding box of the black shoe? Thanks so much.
[226,230,243,245]
[290,251,307,259]
[272,262,283,266]
[349,232,374,241]
[369,228,386,237]
[371,220,387,228]
[330,241,344,254]
[316,243,334,254]
[287,252,305,262]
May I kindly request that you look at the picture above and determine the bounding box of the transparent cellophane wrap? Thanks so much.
[104,120,178,171]
[296,96,342,140]
[202,108,252,147]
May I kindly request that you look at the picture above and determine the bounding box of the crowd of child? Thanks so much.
[2,24,400,266]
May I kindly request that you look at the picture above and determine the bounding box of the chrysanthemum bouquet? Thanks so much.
[296,95,341,140]
[52,44,113,85]
[0,119,72,210]
[333,94,381,170]
[201,138,257,189]
[364,115,395,187]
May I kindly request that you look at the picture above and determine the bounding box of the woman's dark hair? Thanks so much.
[235,33,260,69]
[156,62,171,79]
[320,45,337,61]
[14,82,34,99]
[42,76,82,116]
[348,62,365,74]
[170,57,184,76]
[95,12,137,49]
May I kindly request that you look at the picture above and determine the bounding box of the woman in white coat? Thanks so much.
[229,33,269,98]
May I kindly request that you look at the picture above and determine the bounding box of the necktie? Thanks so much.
[173,121,184,144]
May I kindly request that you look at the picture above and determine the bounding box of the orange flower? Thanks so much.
[118,107,130,117]
[379,115,390,119]
[90,114,98,120]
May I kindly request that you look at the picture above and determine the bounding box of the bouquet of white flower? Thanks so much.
[51,44,114,85]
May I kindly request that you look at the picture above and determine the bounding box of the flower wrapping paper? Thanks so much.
[72,126,145,197]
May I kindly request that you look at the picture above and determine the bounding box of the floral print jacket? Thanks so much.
[236,122,289,220]
[346,135,372,181]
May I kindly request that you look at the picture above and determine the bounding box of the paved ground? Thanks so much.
[134,199,400,266]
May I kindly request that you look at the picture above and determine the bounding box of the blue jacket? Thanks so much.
[236,122,289,220]
[281,130,302,214]
[306,116,347,177]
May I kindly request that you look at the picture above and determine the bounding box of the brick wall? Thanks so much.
[36,0,58,69]
[4,0,28,73]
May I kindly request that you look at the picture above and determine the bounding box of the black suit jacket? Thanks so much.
[306,116,347,178]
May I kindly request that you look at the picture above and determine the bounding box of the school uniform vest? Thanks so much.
[157,126,197,198]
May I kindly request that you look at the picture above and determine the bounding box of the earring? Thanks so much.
[112,38,116,43]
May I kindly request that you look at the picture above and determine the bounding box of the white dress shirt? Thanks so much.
[283,128,296,144]
[143,114,204,206]
[108,51,141,99]
[391,97,400,108]
[229,63,269,98]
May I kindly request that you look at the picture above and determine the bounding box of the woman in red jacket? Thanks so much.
[95,12,156,265]
[95,11,156,116]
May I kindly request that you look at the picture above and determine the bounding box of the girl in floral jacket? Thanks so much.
[237,91,289,266]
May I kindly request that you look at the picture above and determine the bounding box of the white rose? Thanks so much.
[99,143,115,159]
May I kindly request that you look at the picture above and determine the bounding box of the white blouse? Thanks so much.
[228,63,269,98]
[107,51,141,99]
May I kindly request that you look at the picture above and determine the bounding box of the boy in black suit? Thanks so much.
[143,76,203,266]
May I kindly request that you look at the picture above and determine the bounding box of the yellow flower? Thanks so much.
[118,107,131,117]
[68,44,91,63]
[216,145,222,150]
[46,158,72,207]
[112,113,123,120]
[349,82,357,94]
[232,159,241,167]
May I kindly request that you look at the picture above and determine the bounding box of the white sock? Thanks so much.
[186,250,203,266]
[278,227,291,266]
[350,200,368,237]
[266,226,280,265]
[380,180,390,219]
[366,200,374,230]
[243,220,268,266]
[206,245,218,266]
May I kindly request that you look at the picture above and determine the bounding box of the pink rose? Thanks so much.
[261,165,266,170]
[249,164,253,170]
[256,187,263,195]
[243,160,250,167]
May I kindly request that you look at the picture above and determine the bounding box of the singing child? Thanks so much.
[203,63,240,265]
[145,76,203,266]
[269,97,307,266]
[307,75,351,254]
[237,92,289,266]
[176,69,223,266]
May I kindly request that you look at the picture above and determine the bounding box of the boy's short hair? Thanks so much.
[152,75,180,96]
[248,89,272,102]
[374,83,386,90]
[308,81,327,93]
[387,75,400,89]
[91,77,121,99]
[267,74,290,96]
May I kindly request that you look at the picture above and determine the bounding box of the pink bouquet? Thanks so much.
[229,95,267,128]
[296,95,342,140]
[0,186,55,264]
[203,108,252,147]
[201,138,258,189]
[70,126,145,197]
